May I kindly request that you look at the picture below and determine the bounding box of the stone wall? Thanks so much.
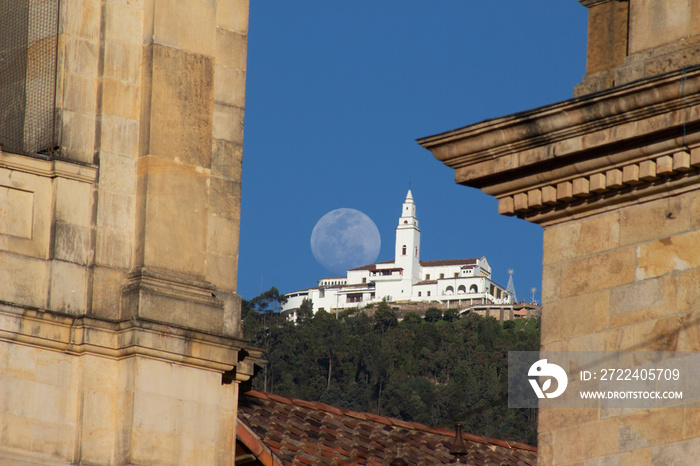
[0,0,257,464]
[418,1,700,459]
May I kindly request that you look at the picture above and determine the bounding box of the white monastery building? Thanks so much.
[282,191,515,314]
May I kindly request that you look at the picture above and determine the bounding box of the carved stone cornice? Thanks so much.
[0,301,257,375]
[418,66,700,225]
[0,149,98,184]
[579,0,624,7]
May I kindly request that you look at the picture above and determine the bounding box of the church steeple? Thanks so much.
[395,190,421,285]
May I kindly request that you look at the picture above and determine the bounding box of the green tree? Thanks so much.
[424,307,442,322]
[443,308,460,322]
[297,298,313,324]
[374,299,397,332]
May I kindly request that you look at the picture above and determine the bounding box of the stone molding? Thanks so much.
[498,148,700,224]
[0,301,260,378]
[418,66,700,225]
[0,149,98,184]
[579,0,623,7]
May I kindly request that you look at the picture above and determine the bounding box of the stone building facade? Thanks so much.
[420,0,700,464]
[0,0,257,464]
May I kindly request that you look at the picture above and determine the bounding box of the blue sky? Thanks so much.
[238,1,588,303]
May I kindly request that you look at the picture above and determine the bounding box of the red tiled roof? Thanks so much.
[348,260,396,271]
[238,390,536,466]
[420,258,478,267]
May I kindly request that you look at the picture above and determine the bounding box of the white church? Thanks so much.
[282,190,515,315]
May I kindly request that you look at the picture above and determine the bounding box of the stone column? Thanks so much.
[0,0,257,464]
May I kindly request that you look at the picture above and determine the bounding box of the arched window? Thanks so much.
[402,245,406,255]
[469,284,478,293]
[445,286,454,296]
[458,285,466,294]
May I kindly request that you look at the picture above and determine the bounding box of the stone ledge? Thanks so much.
[0,149,98,184]
[0,301,257,374]
[418,66,700,177]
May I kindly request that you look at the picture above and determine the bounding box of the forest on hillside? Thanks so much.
[242,288,540,446]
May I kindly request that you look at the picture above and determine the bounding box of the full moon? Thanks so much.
[310,208,381,274]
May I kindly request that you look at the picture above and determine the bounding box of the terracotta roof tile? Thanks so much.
[238,390,536,465]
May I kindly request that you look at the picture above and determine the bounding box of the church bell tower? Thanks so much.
[395,190,421,285]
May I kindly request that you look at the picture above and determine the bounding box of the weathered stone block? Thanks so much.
[136,158,208,275]
[62,0,101,40]
[0,252,49,309]
[628,0,698,54]
[542,185,557,205]
[679,268,700,312]
[590,172,607,192]
[606,169,623,189]
[96,190,135,231]
[215,29,247,71]
[513,192,528,212]
[527,189,543,208]
[560,247,635,298]
[49,259,88,315]
[586,0,629,74]
[101,78,141,120]
[543,211,619,265]
[62,36,99,78]
[54,222,91,265]
[498,196,514,215]
[619,408,685,451]
[657,155,674,175]
[149,45,214,167]
[616,316,682,351]
[556,181,574,201]
[206,253,237,292]
[61,110,97,163]
[97,151,137,196]
[609,275,677,328]
[677,310,700,351]
[639,160,656,180]
[554,418,619,464]
[214,64,246,108]
[153,0,216,55]
[103,40,142,84]
[541,290,609,344]
[0,185,34,239]
[55,177,93,227]
[649,437,700,465]
[213,103,245,144]
[100,114,140,158]
[620,197,689,246]
[103,1,143,46]
[216,0,249,34]
[573,177,590,197]
[211,140,243,181]
[207,215,239,257]
[95,229,131,269]
[622,164,641,185]
[62,73,98,114]
[209,177,241,220]
[673,150,692,171]
[636,230,700,279]
[90,266,125,319]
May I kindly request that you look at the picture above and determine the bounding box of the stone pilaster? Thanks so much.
[420,64,700,465]
[0,0,256,464]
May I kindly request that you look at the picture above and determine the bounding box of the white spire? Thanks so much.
[405,189,413,202]
[506,269,517,302]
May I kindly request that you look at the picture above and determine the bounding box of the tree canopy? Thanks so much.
[243,296,540,446]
